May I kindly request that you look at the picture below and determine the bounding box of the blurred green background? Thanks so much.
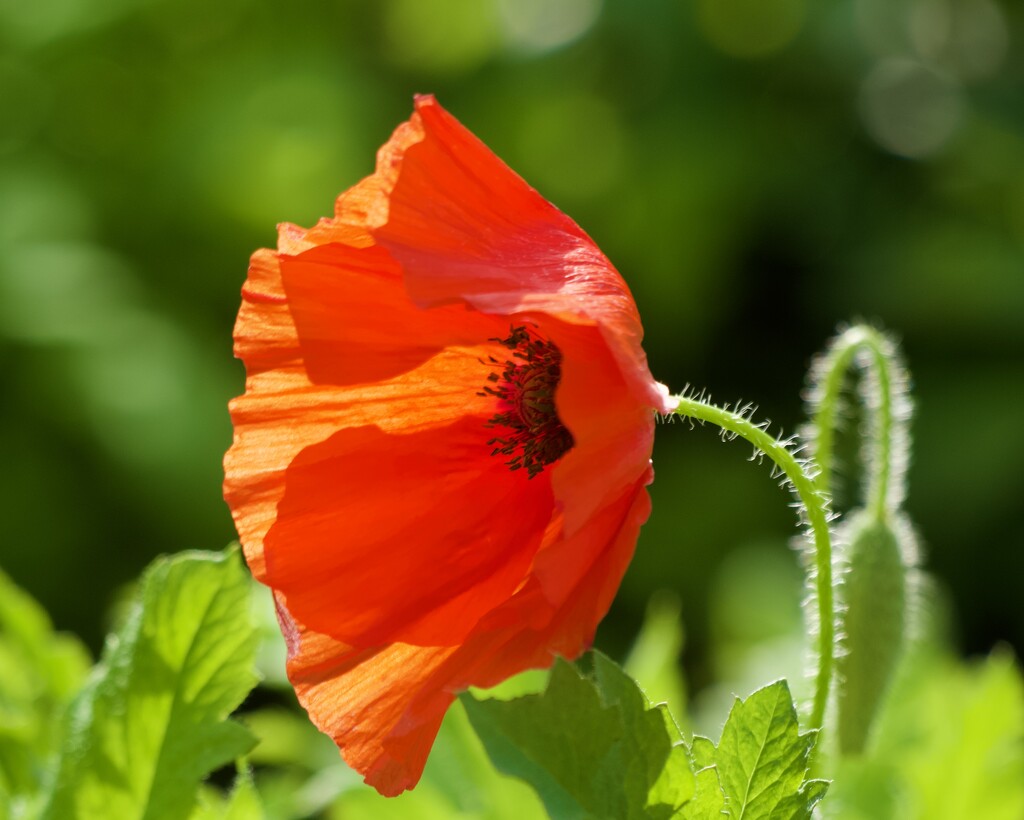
[1,0,1021,703]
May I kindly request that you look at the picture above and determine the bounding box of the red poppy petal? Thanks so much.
[226,97,667,798]
[263,414,555,648]
[226,340,541,593]
[226,242,528,586]
[276,119,421,254]
[278,474,651,796]
[233,248,299,375]
[528,472,653,617]
[366,95,671,414]
[275,601,456,797]
[544,318,658,534]
[279,242,503,387]
[459,467,651,651]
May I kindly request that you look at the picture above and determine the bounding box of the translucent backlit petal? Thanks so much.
[224,96,666,795]
[264,416,555,647]
[368,95,672,415]
[278,474,652,796]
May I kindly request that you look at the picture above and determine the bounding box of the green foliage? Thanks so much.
[461,653,694,819]
[329,697,546,820]
[679,766,726,819]
[825,648,1024,819]
[899,652,1023,819]
[835,510,908,755]
[0,568,91,806]
[5,544,1022,820]
[625,591,689,735]
[190,765,263,820]
[695,680,828,819]
[461,659,828,819]
[592,653,694,815]
[39,549,259,820]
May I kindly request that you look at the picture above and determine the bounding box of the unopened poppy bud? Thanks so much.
[835,508,912,755]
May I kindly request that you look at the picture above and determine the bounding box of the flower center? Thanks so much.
[480,326,574,478]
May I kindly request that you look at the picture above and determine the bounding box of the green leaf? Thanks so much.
[899,650,1023,820]
[40,548,260,820]
[710,680,826,819]
[330,781,464,820]
[680,767,727,819]
[647,743,695,813]
[243,708,340,771]
[461,652,694,820]
[190,765,264,820]
[770,779,829,820]
[823,647,1024,819]
[0,567,91,800]
[690,736,717,770]
[330,696,546,820]
[591,652,692,813]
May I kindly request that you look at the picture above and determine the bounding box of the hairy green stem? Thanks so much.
[809,326,899,520]
[808,325,913,756]
[669,394,835,732]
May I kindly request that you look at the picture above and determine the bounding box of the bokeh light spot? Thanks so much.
[72,312,187,416]
[855,0,915,58]
[909,0,1008,81]
[193,74,362,230]
[859,58,963,159]
[0,243,137,344]
[697,0,805,59]
[497,0,602,55]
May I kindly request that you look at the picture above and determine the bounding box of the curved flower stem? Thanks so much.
[669,394,835,732]
[809,325,904,521]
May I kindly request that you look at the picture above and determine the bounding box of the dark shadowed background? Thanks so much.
[2,0,1021,698]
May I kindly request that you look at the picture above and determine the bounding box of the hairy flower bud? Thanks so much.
[835,508,913,755]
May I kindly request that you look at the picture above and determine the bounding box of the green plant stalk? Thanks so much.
[809,325,913,755]
[669,394,834,732]
[810,325,897,520]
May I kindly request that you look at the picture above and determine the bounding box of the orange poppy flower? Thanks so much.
[223,95,671,796]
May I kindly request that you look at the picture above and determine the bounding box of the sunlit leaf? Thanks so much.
[827,648,1024,820]
[898,650,1023,820]
[329,697,545,820]
[39,548,259,820]
[680,766,727,819]
[190,765,263,820]
[690,736,717,770]
[461,652,694,819]
[0,568,90,800]
[705,679,827,819]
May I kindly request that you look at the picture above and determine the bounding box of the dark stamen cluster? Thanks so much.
[479,326,574,478]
